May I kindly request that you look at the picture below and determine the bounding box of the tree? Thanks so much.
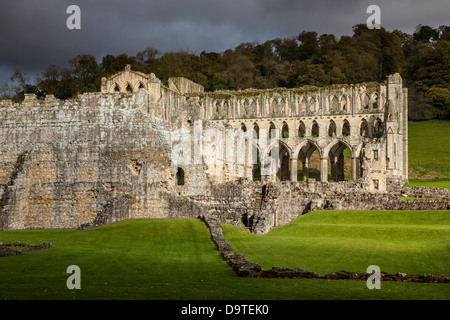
[8,69,37,102]
[297,31,319,60]
[68,54,101,93]
[413,25,439,43]
[136,47,160,63]
[426,87,450,119]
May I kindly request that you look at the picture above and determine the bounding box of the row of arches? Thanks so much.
[111,81,146,93]
[209,92,383,118]
[239,117,383,141]
[197,124,367,184]
[233,138,362,183]
[266,139,358,183]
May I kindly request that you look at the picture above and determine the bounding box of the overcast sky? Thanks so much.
[0,0,449,85]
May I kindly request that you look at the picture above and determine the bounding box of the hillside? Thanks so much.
[407,120,450,186]
[222,210,450,275]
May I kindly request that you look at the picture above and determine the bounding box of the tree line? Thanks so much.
[1,24,449,120]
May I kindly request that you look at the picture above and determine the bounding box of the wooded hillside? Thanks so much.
[2,24,449,120]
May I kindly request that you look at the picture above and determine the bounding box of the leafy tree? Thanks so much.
[14,23,448,121]
[68,54,101,93]
[297,31,319,60]
[413,25,440,43]
[426,87,450,119]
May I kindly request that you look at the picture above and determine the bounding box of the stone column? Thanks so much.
[320,158,328,182]
[330,155,337,181]
[302,159,309,180]
[351,157,358,180]
[290,158,297,181]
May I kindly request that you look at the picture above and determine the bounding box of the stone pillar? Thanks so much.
[320,158,328,182]
[330,155,337,181]
[302,159,309,181]
[336,153,345,181]
[290,158,297,181]
[351,157,358,180]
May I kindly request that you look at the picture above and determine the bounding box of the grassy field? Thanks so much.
[0,120,448,301]
[405,179,450,189]
[222,210,450,276]
[0,217,449,300]
[408,120,450,182]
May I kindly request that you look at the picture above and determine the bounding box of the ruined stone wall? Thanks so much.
[189,180,449,235]
[0,92,173,230]
[102,67,409,194]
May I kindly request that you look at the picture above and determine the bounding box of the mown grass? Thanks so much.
[222,210,450,280]
[1,217,449,300]
[405,179,450,189]
[408,120,450,180]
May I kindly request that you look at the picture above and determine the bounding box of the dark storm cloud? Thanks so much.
[0,0,449,84]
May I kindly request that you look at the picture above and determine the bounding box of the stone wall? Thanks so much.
[189,180,449,235]
[201,203,450,283]
[387,183,450,199]
[0,92,173,230]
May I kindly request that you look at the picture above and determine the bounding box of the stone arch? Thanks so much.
[371,93,379,109]
[324,139,353,159]
[242,99,250,116]
[270,98,278,114]
[328,120,337,137]
[176,167,185,186]
[214,100,221,116]
[125,82,133,93]
[277,141,291,181]
[224,101,231,118]
[299,96,307,114]
[252,122,260,139]
[250,99,257,115]
[373,117,384,138]
[311,120,319,137]
[308,96,316,113]
[340,95,347,111]
[252,144,262,181]
[281,121,289,138]
[361,93,370,110]
[294,139,323,160]
[112,82,121,92]
[295,139,323,181]
[354,142,365,179]
[360,119,369,137]
[268,121,276,139]
[137,81,145,91]
[279,98,287,114]
[325,140,353,182]
[298,121,306,138]
[330,95,339,112]
[342,119,351,137]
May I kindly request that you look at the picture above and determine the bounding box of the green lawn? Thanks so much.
[223,210,450,289]
[1,217,449,300]
[405,179,450,189]
[408,120,450,181]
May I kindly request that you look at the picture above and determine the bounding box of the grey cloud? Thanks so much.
[0,0,448,84]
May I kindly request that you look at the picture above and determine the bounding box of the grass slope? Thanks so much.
[407,120,450,182]
[0,217,449,300]
[223,210,450,278]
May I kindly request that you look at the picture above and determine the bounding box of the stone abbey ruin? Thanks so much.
[0,65,448,234]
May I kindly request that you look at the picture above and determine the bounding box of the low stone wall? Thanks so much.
[398,186,450,199]
[201,211,450,283]
[0,241,53,257]
[190,180,449,235]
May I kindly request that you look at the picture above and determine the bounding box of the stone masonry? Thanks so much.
[0,65,447,233]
